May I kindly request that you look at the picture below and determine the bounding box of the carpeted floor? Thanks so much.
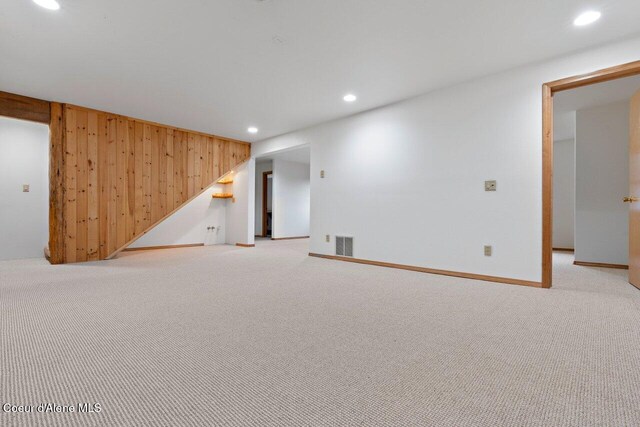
[1,240,639,426]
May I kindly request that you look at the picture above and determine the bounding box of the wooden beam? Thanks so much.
[0,91,51,123]
[48,102,66,264]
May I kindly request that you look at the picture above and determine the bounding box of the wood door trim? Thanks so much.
[310,253,542,288]
[574,261,629,270]
[0,91,51,124]
[545,61,640,93]
[629,89,640,287]
[262,171,272,238]
[542,60,640,288]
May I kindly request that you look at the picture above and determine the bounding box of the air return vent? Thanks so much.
[335,236,354,257]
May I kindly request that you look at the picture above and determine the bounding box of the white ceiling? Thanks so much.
[257,145,310,164]
[554,74,640,140]
[2,0,640,142]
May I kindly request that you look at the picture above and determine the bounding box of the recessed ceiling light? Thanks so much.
[343,94,357,102]
[574,10,601,26]
[33,0,60,10]
[248,127,258,134]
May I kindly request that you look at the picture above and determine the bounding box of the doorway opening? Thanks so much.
[543,60,640,289]
[255,146,310,241]
[0,116,50,260]
[262,171,273,238]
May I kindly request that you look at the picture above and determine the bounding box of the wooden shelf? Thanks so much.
[217,178,233,185]
[212,193,233,199]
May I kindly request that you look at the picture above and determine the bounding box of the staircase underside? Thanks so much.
[48,103,251,264]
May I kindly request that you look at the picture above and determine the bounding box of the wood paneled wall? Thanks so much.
[50,104,250,263]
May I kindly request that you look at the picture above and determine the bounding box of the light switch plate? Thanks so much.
[485,180,497,191]
[484,245,492,256]
[23,184,30,193]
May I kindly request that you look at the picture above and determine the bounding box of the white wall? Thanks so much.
[128,183,227,248]
[272,159,310,239]
[252,36,640,283]
[225,159,255,245]
[575,101,629,265]
[254,160,273,236]
[0,117,49,260]
[553,138,575,249]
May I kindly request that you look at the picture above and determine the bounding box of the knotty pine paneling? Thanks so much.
[54,104,250,263]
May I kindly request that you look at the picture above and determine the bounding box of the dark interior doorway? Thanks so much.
[262,171,273,237]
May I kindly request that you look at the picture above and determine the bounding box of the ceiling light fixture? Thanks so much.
[343,94,357,102]
[574,10,601,26]
[248,127,258,134]
[33,0,60,10]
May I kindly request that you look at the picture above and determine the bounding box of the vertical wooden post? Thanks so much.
[48,102,66,264]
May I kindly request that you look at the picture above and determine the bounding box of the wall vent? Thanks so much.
[336,236,354,257]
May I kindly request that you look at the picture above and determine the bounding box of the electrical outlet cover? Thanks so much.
[485,180,497,191]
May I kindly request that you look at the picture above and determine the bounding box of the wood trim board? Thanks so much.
[309,253,542,288]
[236,243,256,248]
[574,261,629,270]
[553,248,575,252]
[545,60,640,93]
[271,236,310,241]
[123,243,204,252]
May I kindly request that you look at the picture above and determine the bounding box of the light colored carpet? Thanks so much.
[1,241,639,426]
